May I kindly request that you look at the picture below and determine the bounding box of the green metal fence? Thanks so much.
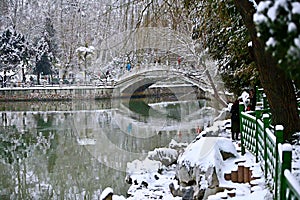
[240,104,299,200]
[282,170,300,200]
[277,143,300,200]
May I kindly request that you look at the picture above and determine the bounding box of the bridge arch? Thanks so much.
[112,64,207,99]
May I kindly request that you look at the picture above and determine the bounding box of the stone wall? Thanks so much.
[0,86,114,101]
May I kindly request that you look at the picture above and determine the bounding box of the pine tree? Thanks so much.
[0,28,32,84]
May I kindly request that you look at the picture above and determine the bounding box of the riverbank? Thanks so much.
[98,120,270,200]
[0,85,114,101]
[100,97,300,200]
[0,84,206,101]
[101,117,276,200]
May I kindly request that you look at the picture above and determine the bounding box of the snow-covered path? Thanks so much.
[103,119,278,200]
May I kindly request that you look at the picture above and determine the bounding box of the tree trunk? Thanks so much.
[233,0,300,141]
[205,70,227,107]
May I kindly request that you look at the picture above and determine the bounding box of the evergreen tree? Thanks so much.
[188,0,260,96]
[34,53,52,85]
[34,35,53,85]
[33,17,59,85]
[0,28,32,84]
[44,17,58,65]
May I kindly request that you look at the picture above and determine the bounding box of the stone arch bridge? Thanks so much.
[112,64,209,100]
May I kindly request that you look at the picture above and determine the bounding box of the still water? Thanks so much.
[0,98,215,199]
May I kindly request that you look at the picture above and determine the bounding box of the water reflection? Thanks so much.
[0,98,215,199]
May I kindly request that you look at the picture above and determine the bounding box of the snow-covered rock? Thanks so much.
[147,148,178,166]
[176,137,238,199]
[127,158,161,174]
[168,139,188,153]
[195,120,230,138]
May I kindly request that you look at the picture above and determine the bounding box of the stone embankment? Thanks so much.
[0,86,114,101]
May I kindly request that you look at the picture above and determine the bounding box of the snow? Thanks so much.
[288,22,297,33]
[127,158,161,174]
[248,0,257,8]
[282,143,293,152]
[256,1,272,12]
[99,187,113,200]
[248,41,253,47]
[292,2,300,14]
[230,189,270,200]
[266,37,276,47]
[147,148,178,166]
[275,125,284,131]
[119,117,278,199]
[294,37,300,48]
[76,46,95,54]
[168,139,188,149]
[284,170,300,195]
[76,138,96,145]
[178,137,237,170]
[267,0,289,22]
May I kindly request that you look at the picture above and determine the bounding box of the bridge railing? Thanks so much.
[115,63,192,82]
[239,94,299,200]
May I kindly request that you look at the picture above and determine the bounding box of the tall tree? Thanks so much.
[233,0,299,141]
[186,1,259,96]
[0,28,32,83]
[34,53,52,85]
[253,0,300,88]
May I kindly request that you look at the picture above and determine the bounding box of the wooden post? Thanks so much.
[263,114,270,179]
[244,164,250,183]
[238,164,244,183]
[231,170,238,183]
[224,172,231,181]
[239,103,245,155]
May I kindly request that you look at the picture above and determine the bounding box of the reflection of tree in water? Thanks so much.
[0,126,31,164]
[0,113,55,199]
[0,112,129,199]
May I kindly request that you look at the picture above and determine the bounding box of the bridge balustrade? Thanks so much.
[116,64,179,81]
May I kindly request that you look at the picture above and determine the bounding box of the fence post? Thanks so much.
[262,114,270,179]
[280,144,292,200]
[263,94,268,109]
[239,102,245,155]
[255,108,263,162]
[275,125,284,200]
[255,86,260,103]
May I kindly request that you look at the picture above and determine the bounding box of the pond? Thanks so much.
[0,98,215,199]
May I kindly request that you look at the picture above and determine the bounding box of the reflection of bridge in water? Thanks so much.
[112,99,213,138]
[72,99,215,171]
[0,97,215,172]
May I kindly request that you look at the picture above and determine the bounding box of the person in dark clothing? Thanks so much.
[249,89,256,111]
[230,99,240,140]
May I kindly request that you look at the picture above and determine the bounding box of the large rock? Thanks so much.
[147,147,178,166]
[176,137,238,199]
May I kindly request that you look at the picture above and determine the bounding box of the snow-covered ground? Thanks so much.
[101,118,300,200]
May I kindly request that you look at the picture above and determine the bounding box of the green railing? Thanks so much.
[239,91,299,199]
[282,170,300,200]
[240,109,284,197]
[277,143,300,200]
